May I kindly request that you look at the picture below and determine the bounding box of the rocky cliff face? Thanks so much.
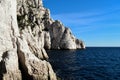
[0,0,85,80]
[17,0,85,50]
[0,0,21,79]
[47,20,85,49]
[0,0,56,80]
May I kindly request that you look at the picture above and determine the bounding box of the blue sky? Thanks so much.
[44,0,120,47]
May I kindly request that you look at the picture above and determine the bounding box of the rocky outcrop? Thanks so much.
[47,20,85,49]
[17,37,56,80]
[17,0,85,50]
[0,0,85,79]
[17,0,49,59]
[0,0,57,80]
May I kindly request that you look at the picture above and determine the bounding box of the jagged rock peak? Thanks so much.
[17,0,85,50]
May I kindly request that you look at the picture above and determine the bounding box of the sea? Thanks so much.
[47,47,120,80]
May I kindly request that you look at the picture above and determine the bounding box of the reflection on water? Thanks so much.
[47,47,120,80]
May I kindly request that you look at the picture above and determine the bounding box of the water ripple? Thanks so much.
[47,47,120,80]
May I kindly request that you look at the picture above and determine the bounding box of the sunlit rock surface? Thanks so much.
[0,0,85,79]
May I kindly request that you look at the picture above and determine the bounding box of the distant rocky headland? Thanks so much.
[0,0,85,80]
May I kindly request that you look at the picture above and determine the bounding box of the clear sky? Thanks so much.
[43,0,120,47]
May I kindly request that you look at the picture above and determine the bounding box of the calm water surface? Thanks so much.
[47,47,120,80]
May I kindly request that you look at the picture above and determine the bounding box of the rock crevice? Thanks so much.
[0,0,85,80]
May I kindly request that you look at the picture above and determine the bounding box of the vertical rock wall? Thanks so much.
[0,0,22,79]
[0,0,57,80]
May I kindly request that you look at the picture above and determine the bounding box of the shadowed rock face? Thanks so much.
[0,0,85,79]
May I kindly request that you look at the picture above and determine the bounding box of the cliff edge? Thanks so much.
[17,0,85,50]
[0,0,85,80]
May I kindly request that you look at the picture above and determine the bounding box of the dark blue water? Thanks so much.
[47,47,120,80]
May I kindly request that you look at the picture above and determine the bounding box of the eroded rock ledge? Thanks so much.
[0,0,85,80]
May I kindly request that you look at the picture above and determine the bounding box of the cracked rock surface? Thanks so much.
[17,0,85,50]
[0,0,56,80]
[0,0,85,80]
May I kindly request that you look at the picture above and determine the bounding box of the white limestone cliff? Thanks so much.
[17,0,85,50]
[0,0,85,80]
[0,0,57,80]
